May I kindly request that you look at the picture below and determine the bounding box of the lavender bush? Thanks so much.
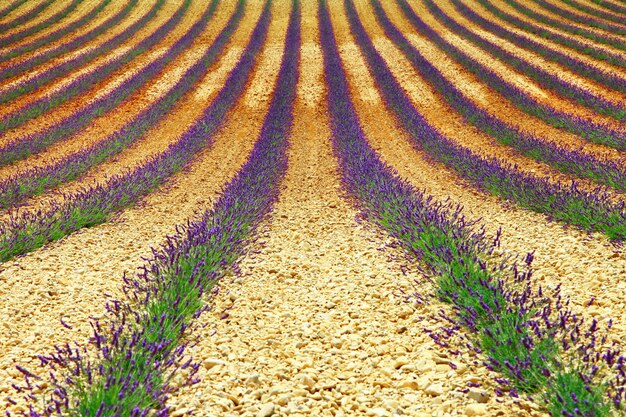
[528,0,626,35]
[452,0,626,104]
[0,0,189,164]
[0,0,55,34]
[320,1,624,414]
[0,0,28,20]
[14,1,300,414]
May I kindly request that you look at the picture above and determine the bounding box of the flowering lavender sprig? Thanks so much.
[0,0,28,21]
[16,2,300,414]
[0,0,189,165]
[0,0,83,49]
[0,0,112,63]
[320,1,624,415]
[0,0,138,101]
[498,0,626,51]
[0,0,55,34]
[348,0,626,240]
[0,0,270,264]
[0,0,240,210]
[451,0,626,103]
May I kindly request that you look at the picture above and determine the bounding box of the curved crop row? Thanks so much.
[528,0,626,35]
[498,0,626,51]
[0,0,141,104]
[587,0,626,15]
[557,0,626,22]
[0,0,243,210]
[0,0,84,49]
[0,0,55,33]
[15,1,300,415]
[0,0,113,63]
[452,0,626,106]
[420,0,626,151]
[347,0,626,240]
[0,0,272,265]
[321,1,625,415]
[0,0,186,163]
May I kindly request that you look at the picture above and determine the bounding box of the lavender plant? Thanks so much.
[0,0,84,49]
[346,0,626,240]
[15,1,300,414]
[452,0,626,102]
[320,1,624,414]
[0,0,241,210]
[0,0,112,63]
[557,0,626,22]
[585,0,626,15]
[0,0,271,264]
[0,0,139,102]
[410,0,626,150]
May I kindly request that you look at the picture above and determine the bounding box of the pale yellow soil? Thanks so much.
[374,0,626,180]
[0,38,272,414]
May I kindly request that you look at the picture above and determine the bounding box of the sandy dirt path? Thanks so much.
[0,35,275,415]
[163,2,543,416]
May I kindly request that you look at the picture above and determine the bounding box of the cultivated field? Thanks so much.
[2,0,626,416]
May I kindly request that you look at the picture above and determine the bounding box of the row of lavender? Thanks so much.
[381,0,626,195]
[0,0,253,264]
[0,0,242,211]
[321,0,624,415]
[350,0,626,239]
[0,0,115,64]
[0,0,181,164]
[0,0,139,102]
[0,0,84,49]
[13,1,300,414]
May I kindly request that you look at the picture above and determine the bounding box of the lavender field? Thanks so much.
[1,0,626,416]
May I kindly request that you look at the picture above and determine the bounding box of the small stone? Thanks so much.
[171,409,191,417]
[368,407,391,417]
[398,380,418,390]
[393,356,410,369]
[295,374,315,390]
[468,388,489,403]
[465,403,487,416]
[203,358,225,370]
[424,383,444,396]
[257,403,275,417]
[246,374,261,387]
